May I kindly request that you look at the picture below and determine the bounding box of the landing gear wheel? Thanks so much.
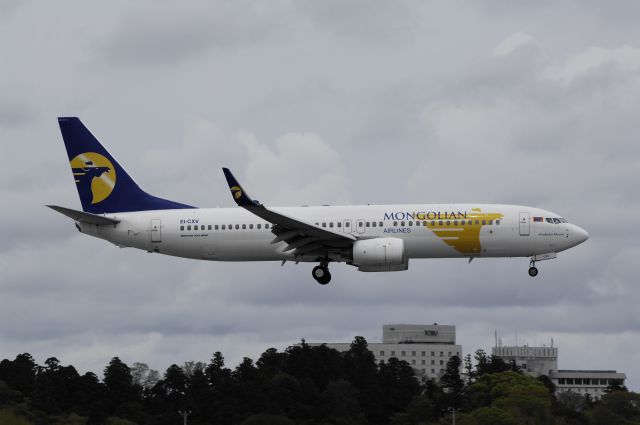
[528,266,539,277]
[312,265,331,285]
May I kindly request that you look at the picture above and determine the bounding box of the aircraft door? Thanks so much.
[519,212,530,236]
[356,219,365,234]
[151,219,162,242]
[343,219,352,234]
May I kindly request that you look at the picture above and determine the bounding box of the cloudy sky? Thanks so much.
[1,0,640,388]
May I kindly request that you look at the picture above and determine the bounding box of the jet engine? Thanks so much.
[352,237,408,272]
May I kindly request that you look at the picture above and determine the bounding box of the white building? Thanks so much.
[306,324,462,381]
[550,370,626,400]
[492,345,558,377]
[492,344,626,400]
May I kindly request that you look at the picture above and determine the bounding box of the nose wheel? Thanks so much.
[528,260,539,277]
[312,264,331,285]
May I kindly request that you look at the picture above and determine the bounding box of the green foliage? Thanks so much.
[240,413,294,425]
[0,349,637,425]
[0,408,34,425]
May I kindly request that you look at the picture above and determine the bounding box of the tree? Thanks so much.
[440,356,465,409]
[0,354,37,397]
[103,358,140,412]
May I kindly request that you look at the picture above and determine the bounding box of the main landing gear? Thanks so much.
[528,259,539,277]
[312,263,331,285]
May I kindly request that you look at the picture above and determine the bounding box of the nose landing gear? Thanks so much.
[528,259,538,277]
[312,263,331,285]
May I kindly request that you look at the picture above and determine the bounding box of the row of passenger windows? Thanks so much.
[181,220,501,232]
[314,220,500,228]
[181,223,271,231]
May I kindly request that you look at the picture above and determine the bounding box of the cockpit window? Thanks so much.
[546,218,554,223]
[559,218,567,223]
[553,218,561,224]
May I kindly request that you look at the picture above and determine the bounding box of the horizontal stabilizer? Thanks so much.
[47,205,120,225]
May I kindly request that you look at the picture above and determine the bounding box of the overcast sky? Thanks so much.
[1,0,640,389]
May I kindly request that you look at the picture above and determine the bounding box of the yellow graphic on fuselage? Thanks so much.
[426,208,504,255]
[70,152,116,204]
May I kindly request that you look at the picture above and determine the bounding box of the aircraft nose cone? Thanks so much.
[573,225,589,245]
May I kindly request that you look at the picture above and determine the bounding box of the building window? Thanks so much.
[440,352,443,357]
[440,360,444,365]
[431,360,435,365]
[411,360,416,365]
[412,351,416,356]
[422,360,425,365]
[401,351,406,357]
[380,351,385,356]
[559,378,565,385]
[422,351,426,356]
[431,351,435,356]
[448,352,451,357]
[391,351,395,356]
[431,369,435,374]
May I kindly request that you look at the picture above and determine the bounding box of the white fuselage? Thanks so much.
[79,203,589,266]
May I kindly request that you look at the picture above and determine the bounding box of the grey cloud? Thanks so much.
[96,1,287,67]
[2,1,640,390]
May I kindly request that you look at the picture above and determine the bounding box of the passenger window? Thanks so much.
[221,225,226,230]
[215,225,219,230]
[446,221,450,226]
[180,225,184,231]
[495,220,500,225]
[337,222,342,227]
[488,220,493,225]
[208,225,212,230]
[345,222,350,227]
[366,222,370,227]
[394,221,398,226]
[431,221,435,226]
[242,224,246,229]
[257,224,261,229]
[358,222,363,227]
[187,225,191,230]
[401,221,405,226]
[249,224,253,229]
[372,222,376,227]
[408,221,413,226]
[329,222,334,228]
[322,222,326,227]
[265,224,270,229]
[438,220,443,225]
[235,224,239,229]
[482,220,486,225]
[379,221,383,227]
[229,224,232,229]
[475,220,479,225]
[453,220,458,226]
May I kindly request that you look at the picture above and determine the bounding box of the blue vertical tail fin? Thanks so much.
[58,117,194,213]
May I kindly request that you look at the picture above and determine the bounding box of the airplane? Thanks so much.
[49,117,589,285]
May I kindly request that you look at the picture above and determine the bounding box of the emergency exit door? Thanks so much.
[519,212,530,236]
[151,219,162,242]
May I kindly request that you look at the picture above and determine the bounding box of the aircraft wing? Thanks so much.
[222,168,356,258]
[47,205,120,225]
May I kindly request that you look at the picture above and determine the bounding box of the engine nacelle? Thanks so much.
[352,238,408,272]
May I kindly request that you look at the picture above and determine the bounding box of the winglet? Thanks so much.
[222,168,261,207]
